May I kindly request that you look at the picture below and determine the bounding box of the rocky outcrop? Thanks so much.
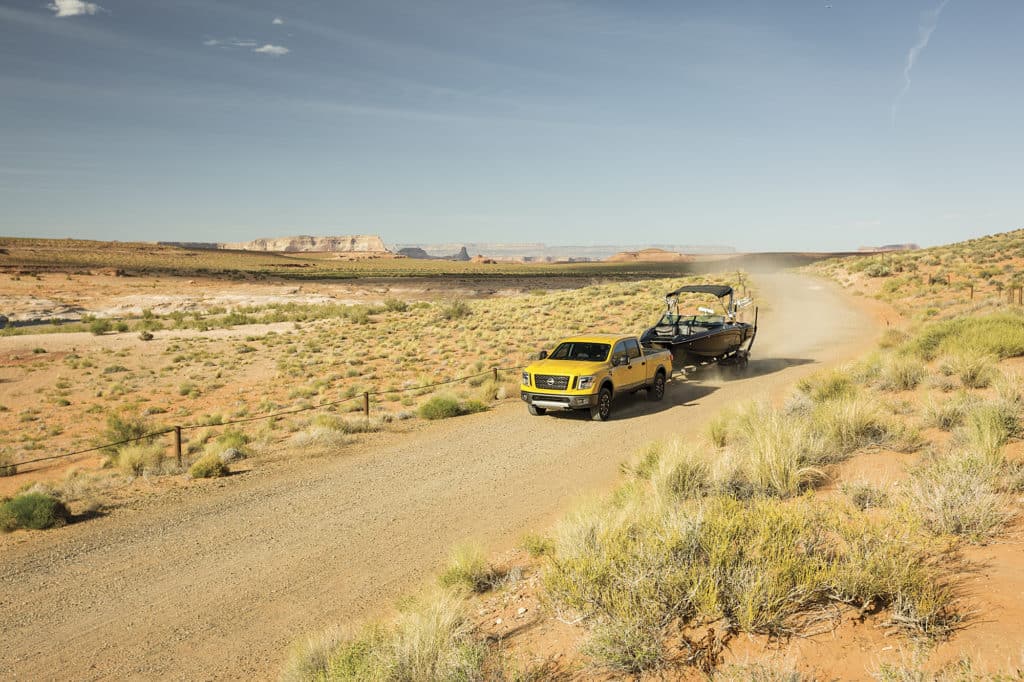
[397,247,431,259]
[397,245,471,261]
[223,235,389,253]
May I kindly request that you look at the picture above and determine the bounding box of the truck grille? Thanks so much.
[534,374,570,390]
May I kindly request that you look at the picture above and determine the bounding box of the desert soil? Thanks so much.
[0,272,882,681]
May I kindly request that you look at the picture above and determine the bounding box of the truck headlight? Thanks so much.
[577,375,596,390]
[522,371,530,386]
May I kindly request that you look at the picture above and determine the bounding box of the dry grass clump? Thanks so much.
[110,442,173,476]
[543,494,955,674]
[418,394,488,420]
[922,393,975,430]
[438,544,498,593]
[189,453,228,479]
[281,590,486,682]
[905,452,1012,542]
[703,395,913,499]
[841,480,890,511]
[878,355,928,391]
[796,369,857,403]
[0,450,16,477]
[714,664,816,681]
[727,402,824,497]
[940,353,999,389]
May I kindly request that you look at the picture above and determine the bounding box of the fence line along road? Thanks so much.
[12,365,526,475]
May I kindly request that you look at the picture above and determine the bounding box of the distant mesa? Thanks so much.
[222,235,389,253]
[159,235,395,257]
[604,248,694,263]
[858,244,919,253]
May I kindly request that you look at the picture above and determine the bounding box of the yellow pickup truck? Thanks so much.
[520,334,673,421]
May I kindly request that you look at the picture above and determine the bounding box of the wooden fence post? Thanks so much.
[363,392,370,418]
[969,284,974,300]
[174,426,182,466]
[493,367,498,383]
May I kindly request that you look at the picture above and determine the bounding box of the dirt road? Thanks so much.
[0,272,882,680]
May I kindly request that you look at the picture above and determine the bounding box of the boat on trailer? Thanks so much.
[639,284,758,368]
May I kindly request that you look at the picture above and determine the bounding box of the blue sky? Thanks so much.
[2,0,1021,251]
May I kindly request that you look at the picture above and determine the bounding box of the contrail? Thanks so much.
[891,0,951,126]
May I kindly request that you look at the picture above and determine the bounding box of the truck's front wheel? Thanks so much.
[590,387,612,421]
[528,404,546,416]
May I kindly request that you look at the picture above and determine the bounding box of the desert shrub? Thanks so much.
[189,453,228,479]
[878,329,910,350]
[289,426,349,451]
[100,412,157,453]
[0,451,16,477]
[652,444,711,501]
[922,393,974,431]
[809,396,898,458]
[545,492,956,661]
[729,402,823,497]
[622,441,662,479]
[89,318,112,335]
[282,591,486,682]
[707,412,731,446]
[418,395,487,420]
[849,353,884,383]
[113,442,169,476]
[520,532,554,558]
[905,451,1012,541]
[840,481,889,510]
[955,400,1020,462]
[827,512,958,637]
[878,355,927,391]
[0,492,70,531]
[383,298,408,313]
[941,353,998,389]
[438,544,496,593]
[796,369,856,403]
[440,299,471,320]
[864,261,892,277]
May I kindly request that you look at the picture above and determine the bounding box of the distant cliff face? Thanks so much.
[223,235,388,253]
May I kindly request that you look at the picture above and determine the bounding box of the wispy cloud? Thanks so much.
[891,0,951,126]
[203,38,257,48]
[272,17,284,25]
[47,0,103,18]
[253,44,289,56]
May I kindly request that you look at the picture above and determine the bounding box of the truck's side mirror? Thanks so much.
[538,350,548,360]
[613,354,626,366]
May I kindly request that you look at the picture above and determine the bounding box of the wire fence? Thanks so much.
[11,365,527,475]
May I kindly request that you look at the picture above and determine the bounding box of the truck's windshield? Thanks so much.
[549,342,610,362]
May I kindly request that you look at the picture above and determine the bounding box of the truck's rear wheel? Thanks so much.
[528,404,546,416]
[590,387,612,421]
[648,371,666,401]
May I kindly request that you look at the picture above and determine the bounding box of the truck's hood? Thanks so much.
[524,359,606,376]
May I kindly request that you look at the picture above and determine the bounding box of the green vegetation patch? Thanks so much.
[905,313,1024,361]
[1,492,71,532]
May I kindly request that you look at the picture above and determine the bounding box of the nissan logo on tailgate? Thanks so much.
[546,377,555,386]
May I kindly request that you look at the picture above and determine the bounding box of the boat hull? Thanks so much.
[641,323,755,361]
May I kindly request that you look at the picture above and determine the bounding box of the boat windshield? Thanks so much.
[657,313,681,326]
[549,342,610,362]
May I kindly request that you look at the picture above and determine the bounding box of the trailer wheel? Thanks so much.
[648,371,666,401]
[590,387,612,421]
[528,404,546,416]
